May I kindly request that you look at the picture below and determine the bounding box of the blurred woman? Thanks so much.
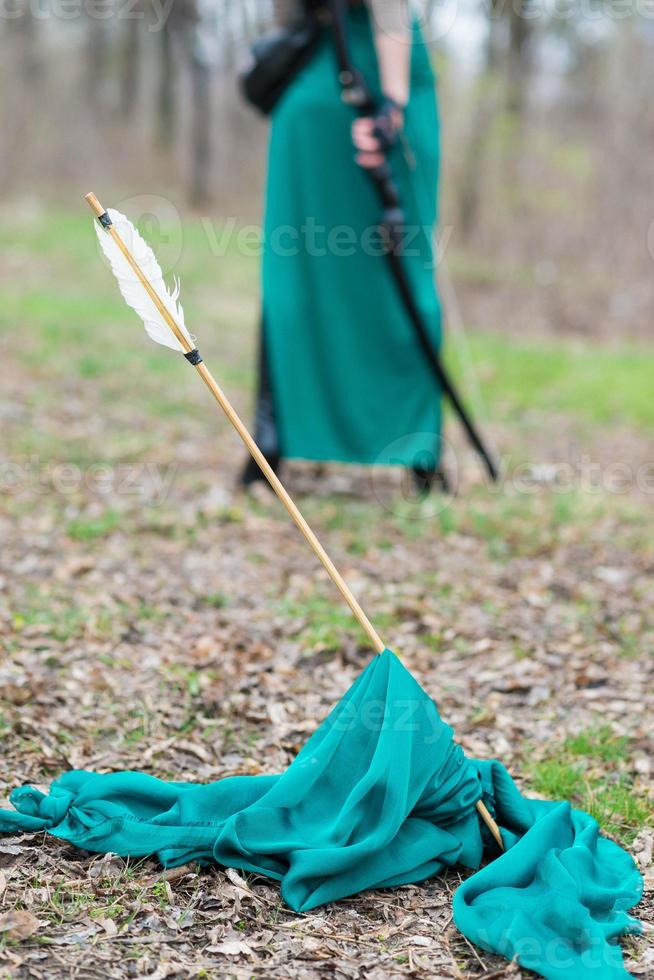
[243,0,444,492]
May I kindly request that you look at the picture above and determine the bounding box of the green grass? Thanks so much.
[303,485,653,564]
[66,508,122,541]
[276,593,396,653]
[564,726,630,762]
[11,594,116,644]
[528,726,652,843]
[453,331,654,430]
[201,591,231,609]
[276,594,364,652]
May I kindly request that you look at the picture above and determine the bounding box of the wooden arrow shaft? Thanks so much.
[195,358,386,654]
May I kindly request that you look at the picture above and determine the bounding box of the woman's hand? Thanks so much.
[352,101,404,170]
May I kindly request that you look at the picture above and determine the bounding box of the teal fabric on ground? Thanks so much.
[262,7,443,467]
[0,651,642,978]
[454,760,643,979]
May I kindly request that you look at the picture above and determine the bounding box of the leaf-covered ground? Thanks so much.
[0,204,652,978]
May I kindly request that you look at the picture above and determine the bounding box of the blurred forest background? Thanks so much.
[1,0,653,338]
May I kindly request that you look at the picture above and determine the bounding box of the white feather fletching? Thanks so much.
[94,208,194,353]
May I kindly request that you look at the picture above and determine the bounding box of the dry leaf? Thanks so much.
[209,939,254,957]
[225,867,252,893]
[97,917,118,937]
[0,909,41,942]
[633,830,653,870]
[175,740,212,763]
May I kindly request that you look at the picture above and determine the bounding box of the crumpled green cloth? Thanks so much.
[0,651,642,978]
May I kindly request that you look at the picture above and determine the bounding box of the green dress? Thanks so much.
[262,7,443,468]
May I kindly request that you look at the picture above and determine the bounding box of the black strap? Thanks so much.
[184,348,203,365]
[325,0,499,482]
[329,0,374,111]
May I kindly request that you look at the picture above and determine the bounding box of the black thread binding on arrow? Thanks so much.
[98,212,113,229]
[184,349,203,366]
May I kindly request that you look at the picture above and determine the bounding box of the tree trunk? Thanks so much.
[456,0,504,239]
[506,0,531,120]
[157,23,176,147]
[121,17,141,120]
[85,16,109,113]
[190,56,212,206]
[7,0,42,83]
